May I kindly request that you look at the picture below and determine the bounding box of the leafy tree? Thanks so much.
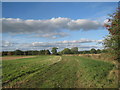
[90,48,97,54]
[96,49,101,54]
[82,51,86,54]
[24,51,29,55]
[2,51,8,56]
[27,50,33,55]
[39,50,45,55]
[51,47,58,55]
[104,8,120,61]
[61,48,72,54]
[71,47,78,54]
[14,50,23,55]
[45,50,51,55]
[101,49,108,53]
[7,51,14,56]
[32,50,39,55]
[81,50,89,54]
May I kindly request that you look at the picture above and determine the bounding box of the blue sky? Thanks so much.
[2,2,118,51]
[3,2,117,19]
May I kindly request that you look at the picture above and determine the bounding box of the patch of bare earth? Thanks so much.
[2,56,36,60]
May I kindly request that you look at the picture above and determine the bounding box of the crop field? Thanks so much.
[2,55,118,88]
[2,56,36,60]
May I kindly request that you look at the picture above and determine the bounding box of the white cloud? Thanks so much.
[2,17,103,39]
[2,40,13,47]
[34,32,69,39]
[56,38,103,44]
[2,39,103,51]
[67,19,102,30]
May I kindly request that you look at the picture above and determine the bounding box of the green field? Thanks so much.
[2,55,118,88]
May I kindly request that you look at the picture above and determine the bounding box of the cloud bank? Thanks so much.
[2,39,103,51]
[2,17,103,39]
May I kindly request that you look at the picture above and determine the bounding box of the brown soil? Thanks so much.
[2,56,36,60]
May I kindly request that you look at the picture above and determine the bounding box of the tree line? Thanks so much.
[2,49,51,56]
[1,47,107,56]
[58,47,107,54]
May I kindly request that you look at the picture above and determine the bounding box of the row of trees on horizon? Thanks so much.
[1,47,107,56]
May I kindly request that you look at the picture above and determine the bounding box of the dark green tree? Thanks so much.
[32,50,39,55]
[7,51,14,56]
[96,49,101,54]
[14,50,23,55]
[2,51,8,56]
[71,47,78,54]
[61,48,72,54]
[51,47,58,55]
[27,50,33,55]
[39,50,45,55]
[45,50,51,55]
[90,48,97,54]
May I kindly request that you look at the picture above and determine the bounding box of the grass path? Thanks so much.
[2,56,118,88]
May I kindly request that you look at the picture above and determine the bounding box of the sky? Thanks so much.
[1,2,118,51]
